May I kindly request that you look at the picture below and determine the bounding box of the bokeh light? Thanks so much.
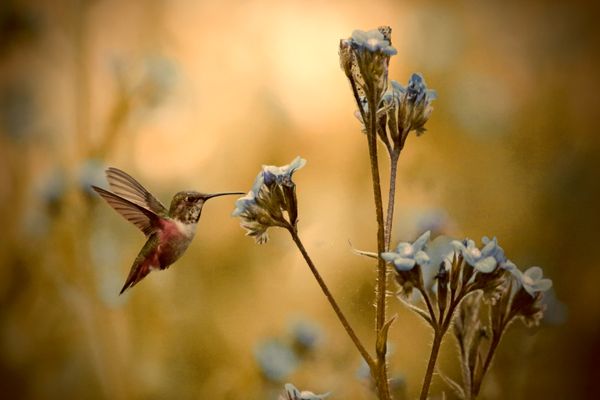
[1,0,598,398]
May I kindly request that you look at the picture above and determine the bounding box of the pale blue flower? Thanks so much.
[263,156,307,186]
[232,189,270,244]
[382,231,431,271]
[350,29,397,56]
[233,157,306,243]
[255,340,298,381]
[405,73,438,104]
[388,73,437,137]
[481,236,508,266]
[289,318,322,350]
[451,238,498,273]
[232,191,256,218]
[511,266,553,297]
[279,383,329,400]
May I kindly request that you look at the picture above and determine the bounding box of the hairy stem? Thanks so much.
[472,325,505,398]
[419,289,466,399]
[384,151,400,250]
[420,329,443,400]
[366,90,391,399]
[419,287,439,331]
[287,228,376,371]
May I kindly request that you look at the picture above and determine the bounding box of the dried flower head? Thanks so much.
[339,27,397,116]
[233,157,306,243]
[510,287,546,328]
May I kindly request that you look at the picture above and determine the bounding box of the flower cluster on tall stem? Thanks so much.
[339,26,437,399]
[380,232,553,399]
[232,24,554,400]
[340,27,400,400]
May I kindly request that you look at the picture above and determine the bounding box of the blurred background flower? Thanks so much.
[0,0,598,399]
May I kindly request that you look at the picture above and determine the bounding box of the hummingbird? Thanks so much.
[91,167,244,294]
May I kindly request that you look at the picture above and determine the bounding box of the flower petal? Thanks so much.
[412,230,431,251]
[288,156,307,173]
[525,266,544,281]
[502,260,519,273]
[394,257,416,271]
[533,278,553,293]
[381,252,398,262]
[474,256,497,273]
[481,237,497,257]
[451,240,466,252]
[415,250,430,266]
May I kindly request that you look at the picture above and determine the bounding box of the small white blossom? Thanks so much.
[382,231,431,271]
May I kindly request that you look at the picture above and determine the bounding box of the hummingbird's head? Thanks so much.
[169,190,245,224]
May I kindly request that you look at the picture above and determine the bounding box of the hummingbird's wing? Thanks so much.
[92,186,161,236]
[105,167,168,216]
[120,233,160,294]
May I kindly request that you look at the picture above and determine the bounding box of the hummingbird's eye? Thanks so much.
[185,195,192,202]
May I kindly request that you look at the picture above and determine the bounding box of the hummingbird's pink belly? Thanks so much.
[157,223,193,268]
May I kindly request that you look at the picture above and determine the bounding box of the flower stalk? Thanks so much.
[287,226,376,372]
[231,25,555,400]
[384,150,400,250]
[366,89,392,400]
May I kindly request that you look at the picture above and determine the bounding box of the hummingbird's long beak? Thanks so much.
[203,191,245,201]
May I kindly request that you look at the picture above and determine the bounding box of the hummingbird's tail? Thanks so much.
[120,254,155,295]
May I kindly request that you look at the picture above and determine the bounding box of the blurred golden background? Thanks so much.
[1,0,598,398]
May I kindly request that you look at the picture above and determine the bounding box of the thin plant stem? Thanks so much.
[472,316,513,398]
[419,287,438,331]
[366,91,387,334]
[366,90,392,400]
[419,288,467,399]
[287,228,376,371]
[420,329,443,400]
[384,151,400,250]
[472,335,501,398]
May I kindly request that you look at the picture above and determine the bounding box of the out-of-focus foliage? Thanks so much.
[0,0,598,398]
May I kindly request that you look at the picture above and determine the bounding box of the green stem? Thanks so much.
[287,228,376,371]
